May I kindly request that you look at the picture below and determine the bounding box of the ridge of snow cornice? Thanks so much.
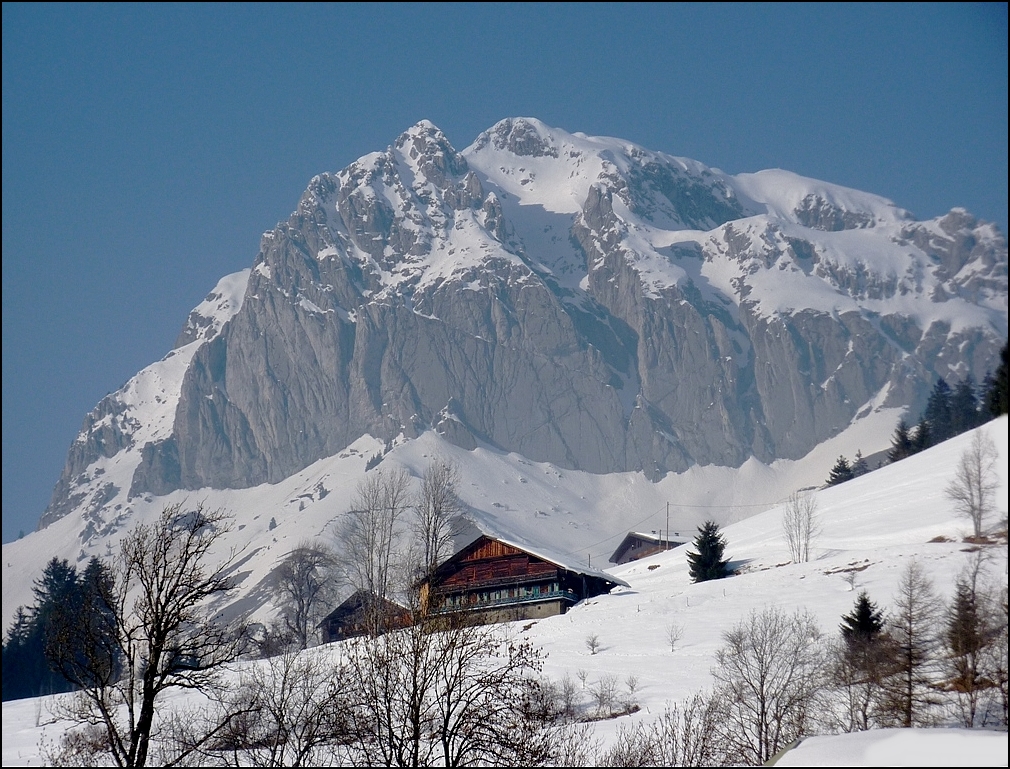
[173,268,251,349]
[730,168,913,230]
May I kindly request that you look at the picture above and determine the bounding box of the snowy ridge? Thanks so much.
[464,118,1005,328]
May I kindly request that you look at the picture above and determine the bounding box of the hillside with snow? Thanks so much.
[3,418,1007,766]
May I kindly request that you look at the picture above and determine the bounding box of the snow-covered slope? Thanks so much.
[3,418,1006,766]
[2,402,903,633]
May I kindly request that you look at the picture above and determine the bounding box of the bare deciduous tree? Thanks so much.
[341,613,554,767]
[412,458,463,581]
[338,468,412,634]
[274,541,339,650]
[666,621,684,652]
[712,606,826,765]
[598,691,725,767]
[826,634,896,733]
[945,430,1000,539]
[782,491,820,563]
[589,673,620,718]
[214,650,354,767]
[45,504,242,768]
[585,633,601,655]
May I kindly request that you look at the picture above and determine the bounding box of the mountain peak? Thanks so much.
[471,117,563,158]
[393,119,467,186]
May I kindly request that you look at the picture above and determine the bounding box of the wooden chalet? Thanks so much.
[609,531,689,565]
[420,534,628,623]
[318,589,412,643]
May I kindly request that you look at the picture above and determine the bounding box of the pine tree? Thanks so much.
[841,591,885,645]
[852,450,870,477]
[888,420,914,463]
[687,521,731,583]
[1,606,42,701]
[985,342,1009,417]
[911,419,932,453]
[836,591,891,731]
[826,456,854,486]
[950,376,981,435]
[45,557,120,688]
[922,378,953,443]
[944,567,1006,728]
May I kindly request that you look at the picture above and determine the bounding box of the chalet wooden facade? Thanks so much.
[421,535,627,623]
[609,531,689,565]
[318,590,412,643]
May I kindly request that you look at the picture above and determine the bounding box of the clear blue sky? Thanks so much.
[3,3,1007,543]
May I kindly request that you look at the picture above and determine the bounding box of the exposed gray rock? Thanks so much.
[39,395,137,528]
[794,194,875,231]
[39,119,1006,521]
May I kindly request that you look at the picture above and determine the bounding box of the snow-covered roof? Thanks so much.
[448,528,629,588]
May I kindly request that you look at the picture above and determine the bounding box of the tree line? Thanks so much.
[2,555,117,701]
[888,342,1008,465]
[822,342,1008,488]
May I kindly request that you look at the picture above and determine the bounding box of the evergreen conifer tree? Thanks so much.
[827,456,854,486]
[887,420,914,463]
[840,591,885,645]
[950,376,981,435]
[1,606,43,701]
[911,419,932,453]
[985,342,1009,417]
[835,590,891,730]
[851,450,870,477]
[2,558,80,700]
[687,521,731,583]
[45,557,120,688]
[922,378,953,443]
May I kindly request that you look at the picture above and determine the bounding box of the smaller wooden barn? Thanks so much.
[609,531,689,565]
[318,589,412,643]
[420,534,628,624]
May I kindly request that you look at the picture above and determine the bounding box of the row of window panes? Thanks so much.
[443,582,561,607]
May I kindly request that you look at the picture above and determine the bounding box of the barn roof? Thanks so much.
[440,530,629,589]
[609,530,690,563]
[318,589,409,625]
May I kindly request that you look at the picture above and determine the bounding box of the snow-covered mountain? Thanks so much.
[3,118,1006,628]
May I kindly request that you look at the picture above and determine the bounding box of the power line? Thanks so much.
[553,496,788,562]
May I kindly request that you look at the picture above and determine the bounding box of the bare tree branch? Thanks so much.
[945,430,1000,539]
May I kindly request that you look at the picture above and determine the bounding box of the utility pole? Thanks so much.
[666,501,670,549]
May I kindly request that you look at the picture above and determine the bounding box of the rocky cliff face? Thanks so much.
[43,118,1007,525]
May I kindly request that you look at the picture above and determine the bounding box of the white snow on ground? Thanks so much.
[773,727,1007,767]
[3,417,1006,766]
